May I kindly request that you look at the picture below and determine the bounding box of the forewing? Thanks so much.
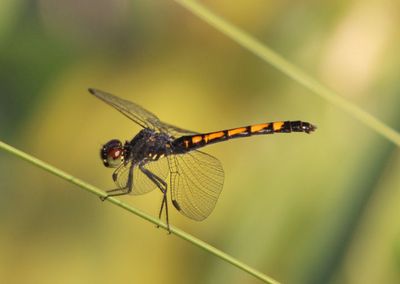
[90,88,199,136]
[89,88,160,130]
[168,151,224,221]
[114,158,169,195]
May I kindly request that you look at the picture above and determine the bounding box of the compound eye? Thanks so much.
[101,140,124,168]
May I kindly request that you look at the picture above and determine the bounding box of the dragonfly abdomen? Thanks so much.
[173,120,316,151]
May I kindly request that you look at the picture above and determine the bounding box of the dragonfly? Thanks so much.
[90,88,316,230]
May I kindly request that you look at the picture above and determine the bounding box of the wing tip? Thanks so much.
[172,199,181,211]
[88,88,97,95]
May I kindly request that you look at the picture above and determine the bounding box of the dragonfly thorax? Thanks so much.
[126,128,173,162]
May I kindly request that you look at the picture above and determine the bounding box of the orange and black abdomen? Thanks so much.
[172,120,316,152]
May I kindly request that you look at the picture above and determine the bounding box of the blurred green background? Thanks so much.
[1,0,400,283]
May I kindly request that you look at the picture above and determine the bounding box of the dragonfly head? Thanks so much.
[100,139,124,168]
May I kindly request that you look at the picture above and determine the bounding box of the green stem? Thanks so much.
[0,140,279,284]
[173,0,400,147]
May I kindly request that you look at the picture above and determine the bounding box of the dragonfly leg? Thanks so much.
[157,191,169,232]
[139,163,170,233]
[100,163,134,201]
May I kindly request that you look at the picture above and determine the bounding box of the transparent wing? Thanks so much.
[114,158,170,195]
[89,88,198,136]
[89,88,160,130]
[168,151,224,221]
[158,122,199,137]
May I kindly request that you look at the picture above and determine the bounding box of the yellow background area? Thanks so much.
[0,1,400,283]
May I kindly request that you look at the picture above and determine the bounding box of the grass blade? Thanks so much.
[0,140,280,284]
[173,0,400,147]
